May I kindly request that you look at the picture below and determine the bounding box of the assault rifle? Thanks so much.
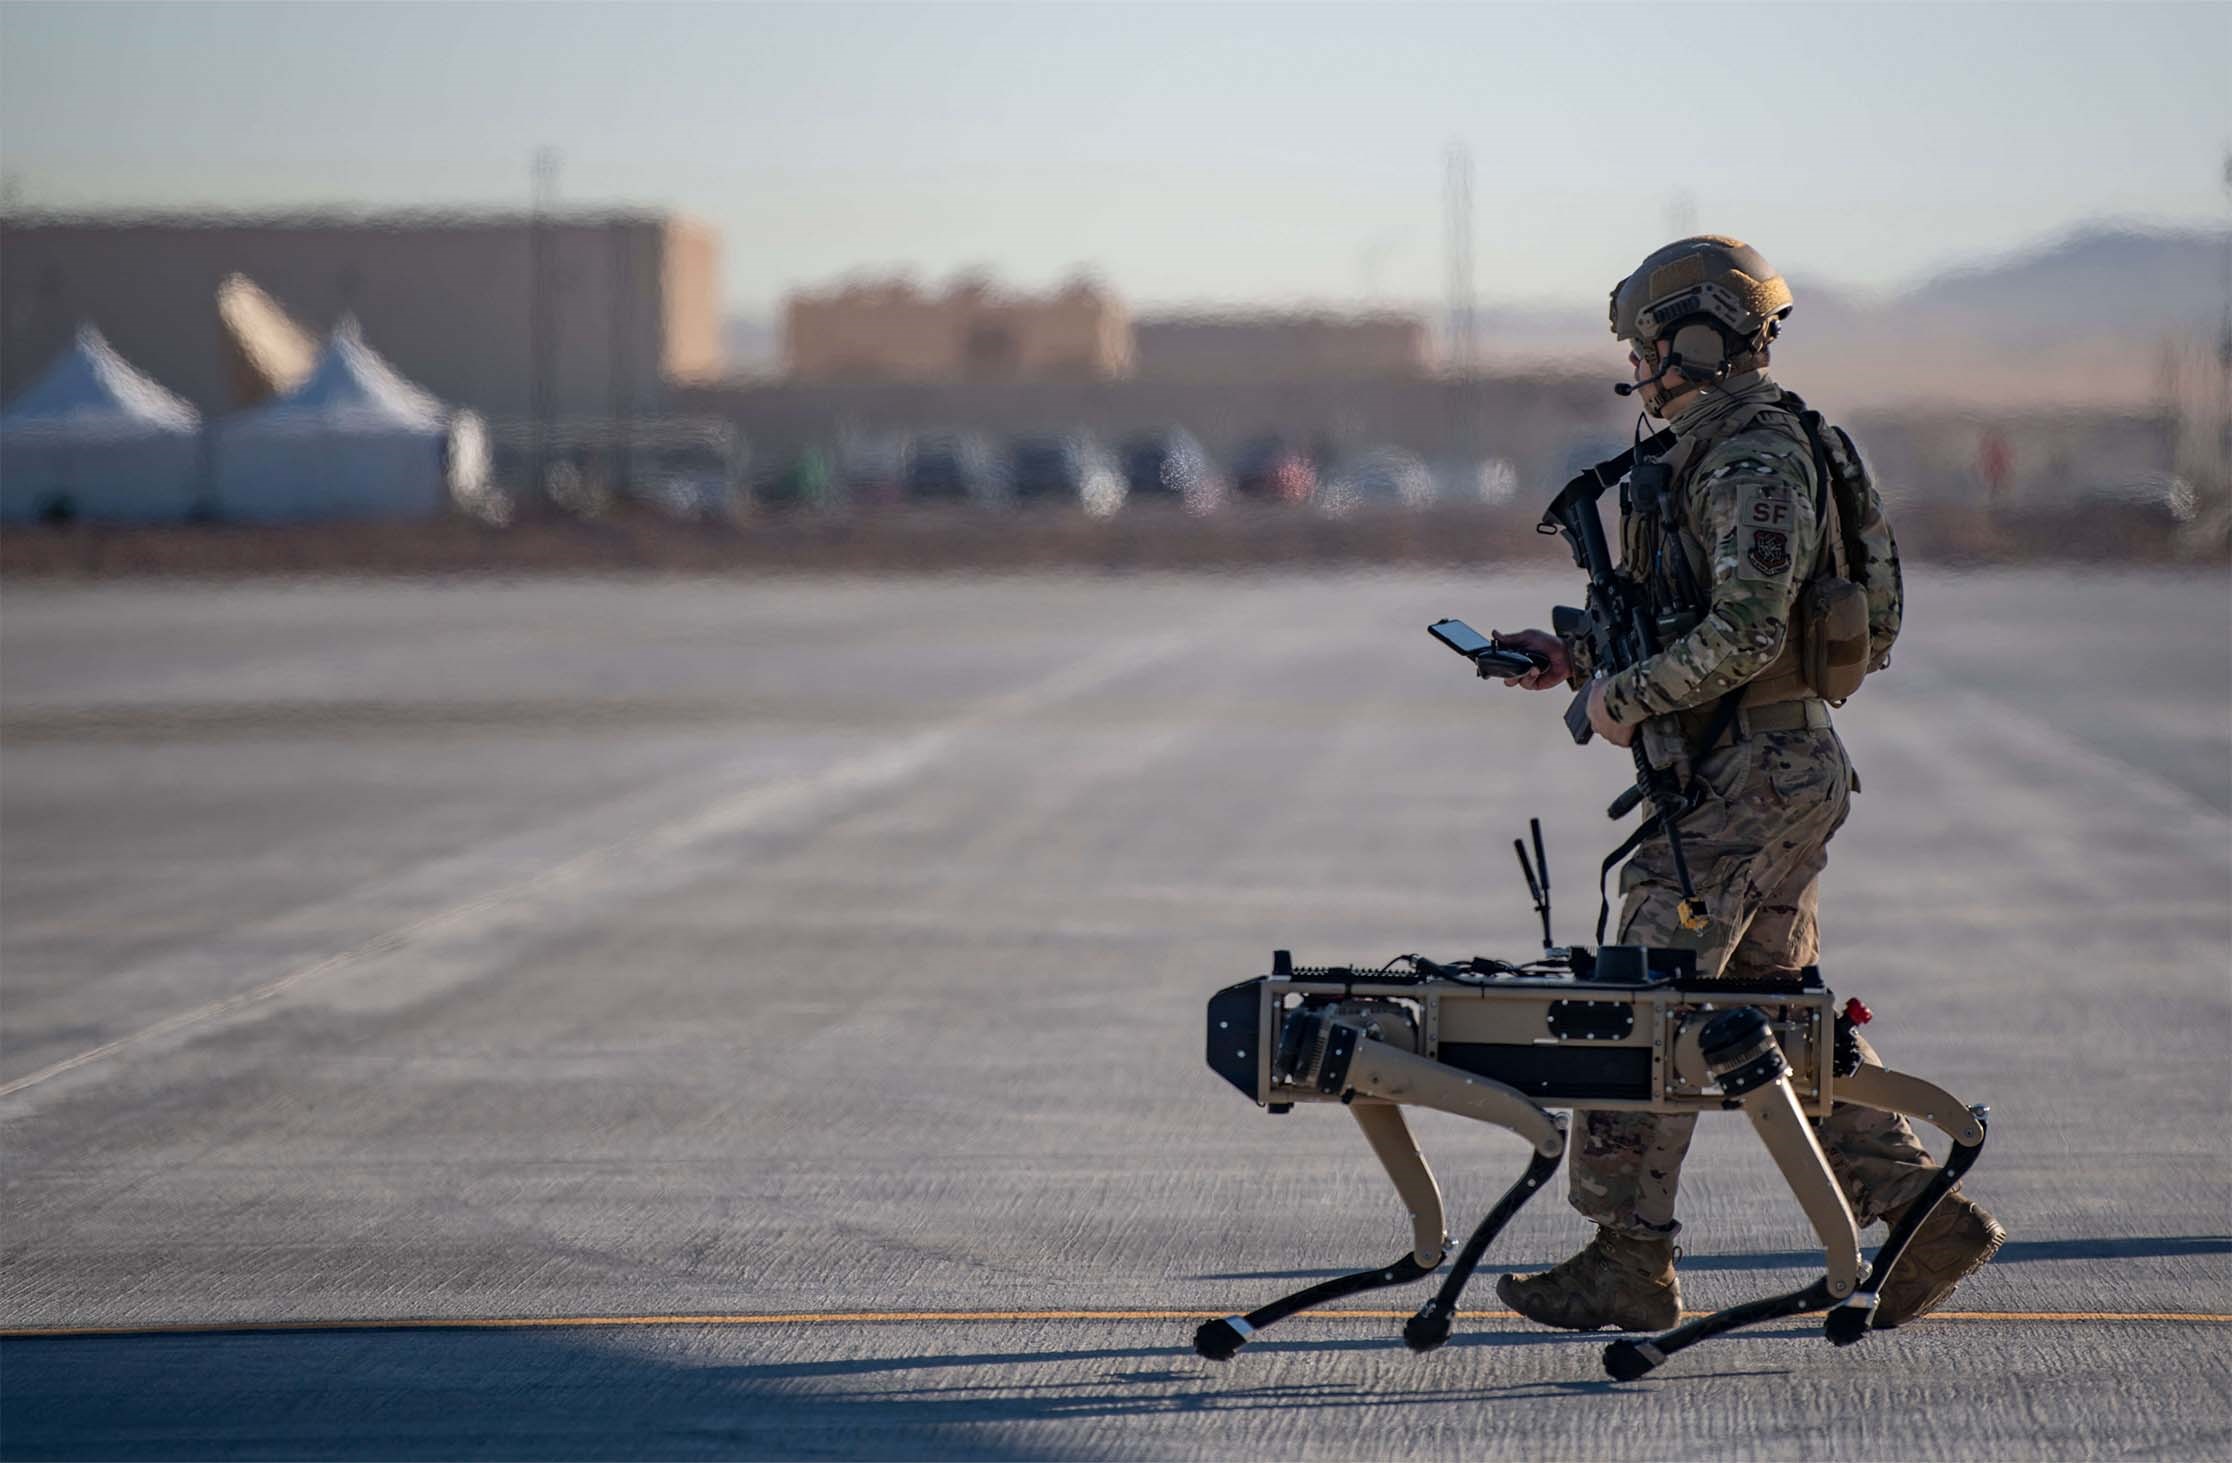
[1538,433,1712,934]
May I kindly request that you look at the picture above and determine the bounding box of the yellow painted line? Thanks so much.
[4,1308,2228,1339]
[1928,1309,2232,1323]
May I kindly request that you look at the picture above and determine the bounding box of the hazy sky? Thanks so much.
[3,2,2226,317]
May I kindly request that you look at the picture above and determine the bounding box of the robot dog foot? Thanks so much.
[1192,1250,1439,1361]
[1193,1316,1252,1362]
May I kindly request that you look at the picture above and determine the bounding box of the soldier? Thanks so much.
[1489,236,2004,1333]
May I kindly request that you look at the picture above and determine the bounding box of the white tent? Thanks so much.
[0,326,204,523]
[213,319,485,523]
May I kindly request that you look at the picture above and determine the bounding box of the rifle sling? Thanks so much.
[1595,637,1740,946]
[1598,427,1681,488]
[1539,427,1681,532]
[1597,812,1659,944]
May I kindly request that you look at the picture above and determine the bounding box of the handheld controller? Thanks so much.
[1429,618,1547,680]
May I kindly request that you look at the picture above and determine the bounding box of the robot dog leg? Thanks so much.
[1194,998,1565,1362]
[1342,1037,1567,1355]
[1602,1010,1992,1380]
[1191,1101,1446,1362]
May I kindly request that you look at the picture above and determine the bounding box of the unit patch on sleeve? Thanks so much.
[1746,527,1790,576]
[1726,466,1798,580]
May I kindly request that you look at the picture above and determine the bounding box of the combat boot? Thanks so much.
[1495,1228,1681,1332]
[1874,1192,2006,1328]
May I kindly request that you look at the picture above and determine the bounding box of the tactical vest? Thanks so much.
[1620,389,1902,742]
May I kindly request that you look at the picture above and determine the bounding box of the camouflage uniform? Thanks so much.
[1566,369,1938,1238]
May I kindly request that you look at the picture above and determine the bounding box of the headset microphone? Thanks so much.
[1616,350,1683,398]
[1615,350,1729,398]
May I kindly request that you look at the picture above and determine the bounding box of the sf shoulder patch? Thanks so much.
[1724,460,1800,580]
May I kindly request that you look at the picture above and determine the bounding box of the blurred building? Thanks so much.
[785,274,1130,382]
[1134,311,1431,382]
[0,211,723,420]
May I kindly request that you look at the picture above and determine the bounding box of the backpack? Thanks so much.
[1782,392,1903,695]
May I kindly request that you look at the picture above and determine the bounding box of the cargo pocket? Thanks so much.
[1762,731,1845,815]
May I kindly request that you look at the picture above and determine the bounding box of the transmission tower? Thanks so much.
[530,147,560,497]
[2218,146,2230,371]
[1445,141,1476,376]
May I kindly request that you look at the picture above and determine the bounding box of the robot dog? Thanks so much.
[1195,833,1989,1382]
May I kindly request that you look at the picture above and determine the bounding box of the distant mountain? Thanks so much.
[1904,223,2226,341]
[1792,224,2227,410]
[1472,223,2229,411]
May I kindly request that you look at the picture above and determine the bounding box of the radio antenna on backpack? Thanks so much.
[1515,817,1554,953]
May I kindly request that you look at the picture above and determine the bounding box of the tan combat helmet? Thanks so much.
[1610,235,1794,383]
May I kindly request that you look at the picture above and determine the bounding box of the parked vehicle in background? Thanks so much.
[632,468,738,521]
[1425,455,1521,505]
[903,430,1002,505]
[627,435,747,521]
[751,445,838,513]
[1316,446,1436,514]
[1474,456,1521,504]
[1121,428,1226,513]
[485,417,741,522]
[1231,435,1316,504]
[1006,433,1127,517]
[835,430,906,509]
[2084,470,2205,526]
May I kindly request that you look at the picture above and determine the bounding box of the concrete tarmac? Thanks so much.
[2,568,2228,1460]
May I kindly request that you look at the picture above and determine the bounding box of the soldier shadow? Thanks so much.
[0,1328,1053,1462]
[716,1325,1598,1386]
[1197,1233,2232,1281]
[690,1329,1796,1417]
[0,1325,1790,1459]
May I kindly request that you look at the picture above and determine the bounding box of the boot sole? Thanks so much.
[1493,1274,1678,1333]
[1875,1220,2007,1329]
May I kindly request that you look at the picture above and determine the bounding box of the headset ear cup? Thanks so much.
[1670,322,1725,373]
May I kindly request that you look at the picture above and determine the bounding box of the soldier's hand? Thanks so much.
[1492,628,1568,689]
[1587,679,1636,747]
